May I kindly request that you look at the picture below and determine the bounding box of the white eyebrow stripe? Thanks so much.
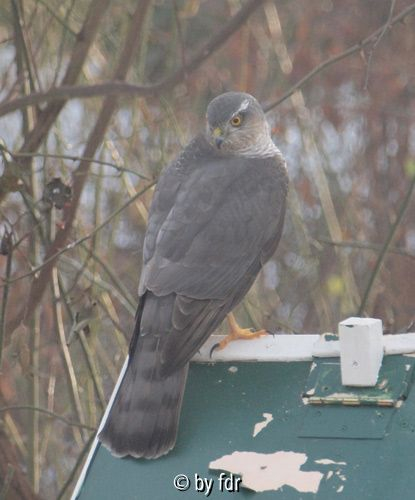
[234,99,250,115]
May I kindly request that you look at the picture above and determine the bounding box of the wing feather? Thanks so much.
[138,135,288,375]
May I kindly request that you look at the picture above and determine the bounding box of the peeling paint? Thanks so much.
[228,366,238,374]
[326,392,358,399]
[335,470,347,482]
[378,378,388,389]
[315,459,347,466]
[252,413,273,437]
[209,451,323,493]
[337,485,344,493]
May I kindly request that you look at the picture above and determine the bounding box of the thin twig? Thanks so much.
[264,2,415,112]
[0,405,95,430]
[13,5,44,485]
[266,2,360,313]
[77,329,106,411]
[13,0,152,341]
[0,464,14,500]
[0,0,267,118]
[57,275,109,423]
[2,182,155,287]
[287,189,334,329]
[29,309,41,494]
[173,0,187,71]
[18,0,112,154]
[94,297,130,341]
[56,431,95,500]
[6,148,149,179]
[136,1,154,80]
[51,0,77,88]
[0,231,13,370]
[2,1,413,118]
[36,0,77,37]
[98,291,129,354]
[3,412,27,458]
[358,172,415,315]
[364,0,396,90]
[93,333,120,383]
[317,237,415,260]
[78,243,137,310]
[0,81,158,116]
[50,207,86,445]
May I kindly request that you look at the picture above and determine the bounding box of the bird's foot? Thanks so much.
[210,313,268,356]
[216,327,267,350]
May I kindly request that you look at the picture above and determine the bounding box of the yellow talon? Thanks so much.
[216,312,268,350]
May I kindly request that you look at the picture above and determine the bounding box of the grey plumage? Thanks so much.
[98,92,288,459]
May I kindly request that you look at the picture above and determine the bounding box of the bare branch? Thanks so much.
[3,1,152,338]
[0,0,266,118]
[2,182,155,287]
[0,406,95,430]
[2,1,413,119]
[8,149,149,180]
[364,0,396,90]
[0,231,13,370]
[18,0,112,153]
[0,82,159,116]
[56,432,95,500]
[357,172,415,315]
[35,0,77,37]
[263,2,415,112]
[317,237,415,261]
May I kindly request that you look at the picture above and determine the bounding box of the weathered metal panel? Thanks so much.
[76,359,415,499]
[300,405,395,439]
[303,356,415,406]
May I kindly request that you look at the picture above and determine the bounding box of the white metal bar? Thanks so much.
[71,356,129,500]
[193,332,415,363]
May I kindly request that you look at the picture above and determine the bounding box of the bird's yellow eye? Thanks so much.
[230,115,242,127]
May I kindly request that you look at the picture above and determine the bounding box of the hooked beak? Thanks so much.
[212,127,225,149]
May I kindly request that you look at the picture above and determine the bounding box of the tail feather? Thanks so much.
[99,334,188,459]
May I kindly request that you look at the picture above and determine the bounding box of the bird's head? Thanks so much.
[206,92,276,157]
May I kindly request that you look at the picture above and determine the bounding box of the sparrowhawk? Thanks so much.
[98,92,288,459]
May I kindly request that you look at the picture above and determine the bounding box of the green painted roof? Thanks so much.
[75,357,415,499]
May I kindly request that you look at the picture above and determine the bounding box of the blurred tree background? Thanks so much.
[0,0,414,497]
